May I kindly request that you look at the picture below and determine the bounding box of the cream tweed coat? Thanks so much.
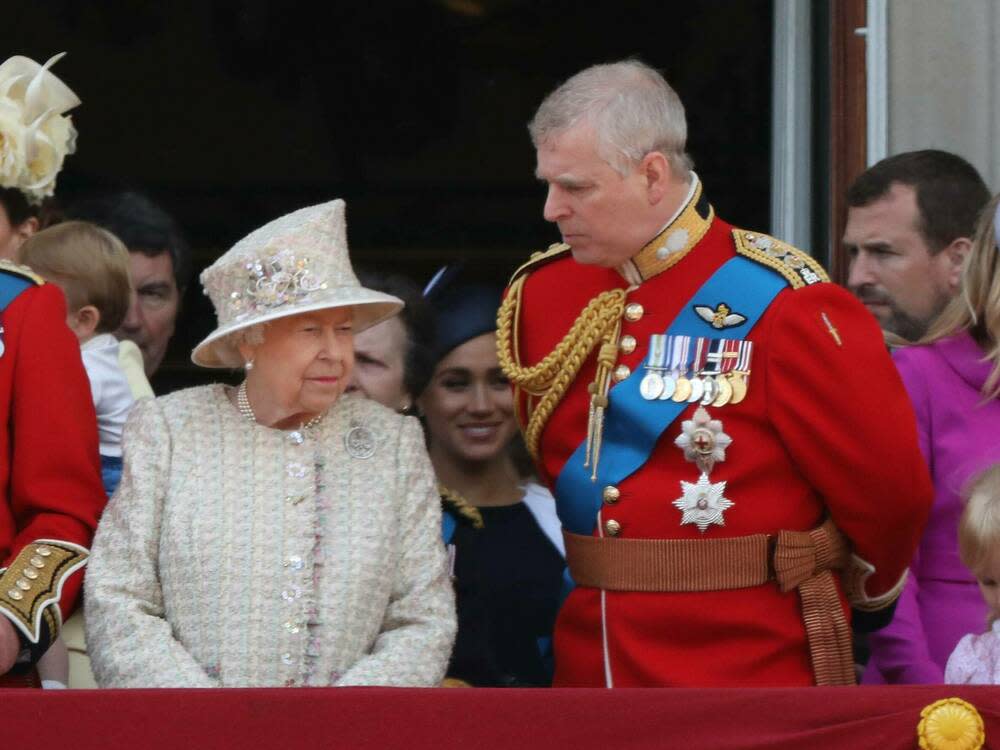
[85,385,455,687]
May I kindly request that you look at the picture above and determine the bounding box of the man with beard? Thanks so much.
[844,150,989,343]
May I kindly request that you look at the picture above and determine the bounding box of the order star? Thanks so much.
[672,474,733,533]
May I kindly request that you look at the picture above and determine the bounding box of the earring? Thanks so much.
[245,359,254,372]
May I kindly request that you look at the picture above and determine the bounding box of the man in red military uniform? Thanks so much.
[499,60,933,686]
[0,260,106,685]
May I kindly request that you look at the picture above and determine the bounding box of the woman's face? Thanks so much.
[0,202,36,261]
[241,307,355,422]
[347,316,410,412]
[419,332,516,464]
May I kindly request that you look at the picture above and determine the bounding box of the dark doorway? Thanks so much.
[6,1,773,392]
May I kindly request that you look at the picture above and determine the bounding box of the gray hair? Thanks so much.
[528,60,693,179]
[227,323,268,365]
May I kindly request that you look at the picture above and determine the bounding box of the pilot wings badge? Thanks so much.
[694,302,747,330]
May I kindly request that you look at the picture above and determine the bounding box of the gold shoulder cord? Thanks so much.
[497,274,626,479]
[439,485,484,529]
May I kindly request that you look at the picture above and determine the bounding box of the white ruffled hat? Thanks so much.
[193,199,402,368]
[0,53,80,203]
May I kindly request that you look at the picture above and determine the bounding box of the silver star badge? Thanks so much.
[673,473,734,533]
[674,406,732,474]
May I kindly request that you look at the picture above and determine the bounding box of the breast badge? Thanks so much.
[673,473,733,533]
[675,406,731,474]
[673,406,734,532]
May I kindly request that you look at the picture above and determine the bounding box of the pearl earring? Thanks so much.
[245,359,254,371]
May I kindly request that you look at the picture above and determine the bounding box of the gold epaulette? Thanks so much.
[508,242,571,285]
[732,229,829,289]
[0,258,44,285]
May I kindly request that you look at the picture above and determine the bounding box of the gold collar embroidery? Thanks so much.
[618,178,714,284]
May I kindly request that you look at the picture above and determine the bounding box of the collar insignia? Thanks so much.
[621,177,714,284]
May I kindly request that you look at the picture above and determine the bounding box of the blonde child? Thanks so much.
[18,220,153,688]
[946,464,1000,684]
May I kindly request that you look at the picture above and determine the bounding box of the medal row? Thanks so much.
[637,335,753,407]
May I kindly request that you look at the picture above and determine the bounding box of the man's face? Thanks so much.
[535,122,652,268]
[118,251,180,376]
[844,183,955,340]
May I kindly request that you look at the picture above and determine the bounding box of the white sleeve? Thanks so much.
[521,482,565,558]
[84,398,218,687]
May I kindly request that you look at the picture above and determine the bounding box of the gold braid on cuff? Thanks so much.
[843,553,908,612]
[497,274,626,468]
[0,540,88,648]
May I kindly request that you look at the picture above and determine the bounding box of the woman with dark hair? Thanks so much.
[350,267,566,686]
[0,55,105,691]
[421,269,565,687]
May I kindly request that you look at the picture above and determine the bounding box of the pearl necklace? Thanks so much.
[236,381,323,430]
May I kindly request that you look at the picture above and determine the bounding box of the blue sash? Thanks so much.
[553,256,788,536]
[0,273,32,313]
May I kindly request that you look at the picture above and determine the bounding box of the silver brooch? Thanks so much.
[344,426,376,459]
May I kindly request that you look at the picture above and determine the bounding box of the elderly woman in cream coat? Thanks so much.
[85,200,455,688]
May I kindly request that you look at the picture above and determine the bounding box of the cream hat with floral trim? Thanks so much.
[193,199,402,368]
[0,53,80,203]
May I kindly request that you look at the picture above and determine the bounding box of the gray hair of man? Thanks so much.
[528,60,693,180]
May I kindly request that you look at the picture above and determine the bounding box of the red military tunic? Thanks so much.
[504,181,933,687]
[0,263,105,671]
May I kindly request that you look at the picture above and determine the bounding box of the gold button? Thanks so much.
[30,557,45,569]
[624,303,644,322]
[36,546,52,557]
[16,579,30,591]
[286,495,306,506]
[619,335,637,354]
[7,589,23,601]
[22,569,38,580]
[602,486,620,505]
[613,364,631,382]
[604,519,622,537]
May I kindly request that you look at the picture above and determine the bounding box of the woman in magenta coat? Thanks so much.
[864,197,1000,683]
